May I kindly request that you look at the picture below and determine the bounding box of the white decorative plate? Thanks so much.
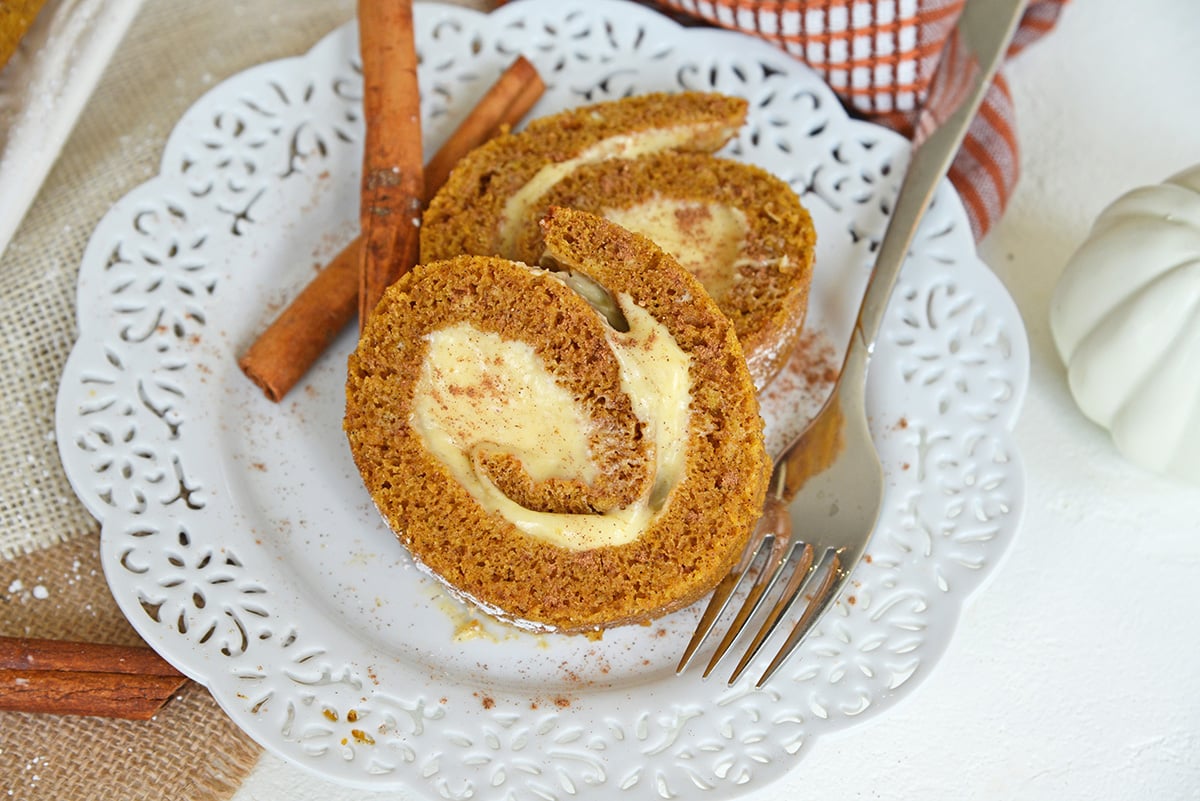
[56,2,1029,798]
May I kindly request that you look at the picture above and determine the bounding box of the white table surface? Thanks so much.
[232,0,1200,798]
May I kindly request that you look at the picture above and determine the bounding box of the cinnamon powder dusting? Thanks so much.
[758,329,840,458]
[673,202,713,234]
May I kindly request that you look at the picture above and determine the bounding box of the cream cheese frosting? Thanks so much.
[603,197,749,304]
[497,126,718,255]
[410,276,692,550]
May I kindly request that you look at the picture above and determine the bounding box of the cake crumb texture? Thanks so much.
[347,208,769,632]
[517,152,817,388]
[420,91,748,262]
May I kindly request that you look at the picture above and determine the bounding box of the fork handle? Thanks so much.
[853,0,1028,356]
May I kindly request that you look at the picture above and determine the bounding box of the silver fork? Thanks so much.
[677,0,1029,688]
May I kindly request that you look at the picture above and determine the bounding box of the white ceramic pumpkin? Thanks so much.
[1050,164,1200,484]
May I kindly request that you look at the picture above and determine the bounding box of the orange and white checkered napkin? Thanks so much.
[655,0,1068,239]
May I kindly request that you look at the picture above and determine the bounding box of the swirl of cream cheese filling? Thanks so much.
[409,270,692,551]
[496,126,723,255]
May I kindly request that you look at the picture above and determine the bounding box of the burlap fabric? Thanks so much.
[0,536,258,799]
[0,0,371,798]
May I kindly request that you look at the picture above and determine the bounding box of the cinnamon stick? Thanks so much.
[239,55,544,401]
[357,0,424,328]
[0,636,187,720]
[239,241,359,402]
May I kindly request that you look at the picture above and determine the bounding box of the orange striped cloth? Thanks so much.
[651,0,1069,239]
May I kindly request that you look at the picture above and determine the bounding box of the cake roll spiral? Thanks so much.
[346,208,769,632]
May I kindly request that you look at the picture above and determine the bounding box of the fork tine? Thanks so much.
[701,532,792,677]
[755,549,846,687]
[726,543,819,685]
[677,492,791,673]
[675,529,770,673]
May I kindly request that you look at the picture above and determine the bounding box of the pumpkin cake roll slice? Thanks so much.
[419,91,748,262]
[512,152,817,390]
[346,207,769,633]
